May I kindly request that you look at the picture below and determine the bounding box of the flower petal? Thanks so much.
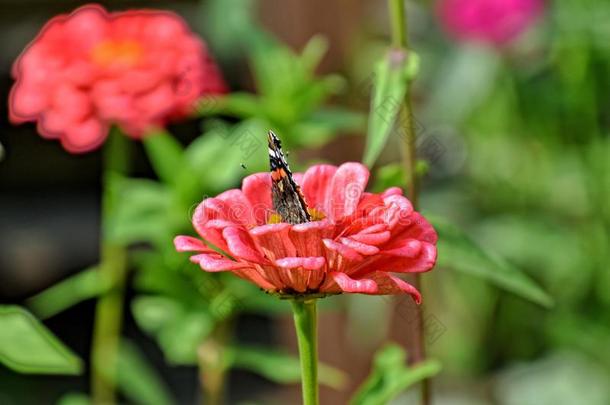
[174,235,211,252]
[190,253,251,272]
[325,163,370,222]
[326,272,378,294]
[290,220,335,257]
[381,187,403,198]
[382,194,414,230]
[250,223,297,260]
[369,273,421,303]
[391,212,438,244]
[222,227,266,264]
[242,172,273,225]
[216,189,255,227]
[364,241,437,274]
[275,257,326,270]
[301,164,337,212]
[339,237,379,256]
[349,231,391,246]
[276,256,326,292]
[323,239,363,262]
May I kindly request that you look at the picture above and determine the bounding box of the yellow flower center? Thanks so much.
[266,208,326,225]
[91,40,143,68]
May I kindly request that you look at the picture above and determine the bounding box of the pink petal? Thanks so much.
[381,187,403,198]
[370,273,422,303]
[326,272,378,294]
[118,69,161,94]
[349,231,391,246]
[52,83,92,124]
[62,4,108,51]
[382,194,414,229]
[190,253,251,272]
[293,172,304,185]
[242,172,273,225]
[280,258,327,292]
[174,235,211,252]
[290,220,335,257]
[361,241,437,274]
[391,212,438,244]
[290,220,335,288]
[134,83,175,121]
[339,237,379,256]
[216,189,256,227]
[383,239,423,258]
[325,162,370,222]
[61,117,108,153]
[358,224,388,235]
[275,257,326,270]
[192,193,253,235]
[250,223,296,260]
[9,84,48,120]
[301,164,337,212]
[275,256,326,292]
[233,267,277,291]
[222,227,266,264]
[323,239,363,261]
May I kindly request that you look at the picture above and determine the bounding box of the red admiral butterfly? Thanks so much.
[268,131,311,224]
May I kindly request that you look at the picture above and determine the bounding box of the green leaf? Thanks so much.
[115,339,175,405]
[371,164,407,192]
[132,296,214,365]
[227,345,348,389]
[300,35,329,73]
[27,267,106,320]
[0,306,82,375]
[351,344,441,405]
[142,130,186,186]
[430,216,554,308]
[290,108,366,148]
[106,176,173,244]
[194,92,262,118]
[56,392,90,405]
[202,0,260,61]
[363,50,420,167]
[132,296,183,335]
[185,122,250,193]
[306,107,366,133]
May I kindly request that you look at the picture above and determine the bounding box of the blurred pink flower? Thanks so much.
[9,4,226,153]
[175,163,438,303]
[437,0,544,46]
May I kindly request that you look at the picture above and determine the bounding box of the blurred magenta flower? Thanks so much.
[9,4,226,153]
[436,0,544,46]
[175,163,437,303]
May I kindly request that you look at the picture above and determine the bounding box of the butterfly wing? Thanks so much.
[268,131,311,224]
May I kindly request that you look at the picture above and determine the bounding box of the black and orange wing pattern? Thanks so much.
[267,131,311,224]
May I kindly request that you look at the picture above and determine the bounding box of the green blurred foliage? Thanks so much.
[351,344,441,405]
[0,306,82,375]
[13,0,608,402]
[194,32,366,150]
[404,0,610,400]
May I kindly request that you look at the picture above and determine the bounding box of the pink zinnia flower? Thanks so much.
[174,163,437,303]
[436,0,544,46]
[9,4,226,153]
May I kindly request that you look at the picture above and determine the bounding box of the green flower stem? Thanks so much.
[388,1,429,404]
[197,319,233,405]
[91,128,130,404]
[291,299,319,405]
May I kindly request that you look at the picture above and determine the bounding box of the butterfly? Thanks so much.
[268,130,311,224]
